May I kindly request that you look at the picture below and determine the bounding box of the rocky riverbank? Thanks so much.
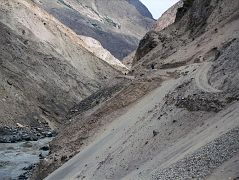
[0,137,53,179]
[0,126,57,143]
[0,126,56,179]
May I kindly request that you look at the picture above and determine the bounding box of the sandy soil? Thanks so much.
[45,79,178,180]
[43,0,239,179]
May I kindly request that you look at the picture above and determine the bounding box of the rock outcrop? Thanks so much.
[126,1,183,68]
[133,0,239,67]
[79,36,128,73]
[153,1,183,32]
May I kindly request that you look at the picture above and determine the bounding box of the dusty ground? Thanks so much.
[33,76,164,179]
[0,0,238,179]
[41,0,239,179]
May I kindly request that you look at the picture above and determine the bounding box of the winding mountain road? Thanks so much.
[195,62,222,93]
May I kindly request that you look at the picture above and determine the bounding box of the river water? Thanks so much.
[0,138,52,179]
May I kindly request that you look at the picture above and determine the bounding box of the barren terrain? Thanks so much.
[38,0,239,179]
[1,0,239,179]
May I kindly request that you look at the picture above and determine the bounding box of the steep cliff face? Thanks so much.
[33,0,155,60]
[153,1,183,32]
[128,0,154,18]
[122,1,183,69]
[133,0,239,66]
[0,0,119,128]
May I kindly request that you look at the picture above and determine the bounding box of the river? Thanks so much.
[0,138,52,179]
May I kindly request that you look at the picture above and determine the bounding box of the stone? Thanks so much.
[40,146,50,151]
[153,130,159,137]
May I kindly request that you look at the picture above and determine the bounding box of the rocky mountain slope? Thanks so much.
[122,0,183,69]
[153,0,183,32]
[37,0,239,179]
[0,0,120,131]
[33,0,155,60]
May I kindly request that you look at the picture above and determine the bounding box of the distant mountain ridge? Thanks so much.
[33,0,155,60]
[153,1,183,32]
[128,0,154,19]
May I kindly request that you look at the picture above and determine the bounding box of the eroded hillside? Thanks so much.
[39,0,239,179]
[152,0,183,32]
[0,0,120,131]
[33,0,155,59]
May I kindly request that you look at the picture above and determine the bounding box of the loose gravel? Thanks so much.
[152,127,239,179]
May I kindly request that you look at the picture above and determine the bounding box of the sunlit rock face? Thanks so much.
[34,0,155,60]
[153,1,183,32]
